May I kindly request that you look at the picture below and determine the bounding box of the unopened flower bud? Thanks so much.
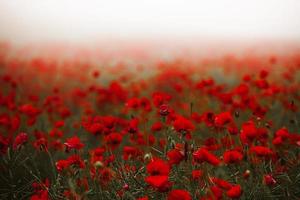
[123,183,129,190]
[144,153,152,162]
[94,161,104,168]
[243,170,250,179]
[264,174,276,186]
[159,104,169,116]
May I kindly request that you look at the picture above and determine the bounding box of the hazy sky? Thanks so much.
[0,0,300,44]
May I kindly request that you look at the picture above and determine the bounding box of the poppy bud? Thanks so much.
[94,161,104,168]
[264,174,276,186]
[144,153,152,162]
[123,183,129,190]
[159,104,170,116]
[243,170,250,179]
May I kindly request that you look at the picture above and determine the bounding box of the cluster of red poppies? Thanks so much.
[0,47,300,200]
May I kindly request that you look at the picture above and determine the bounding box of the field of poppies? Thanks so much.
[0,46,300,200]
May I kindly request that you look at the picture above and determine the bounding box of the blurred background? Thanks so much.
[0,0,300,59]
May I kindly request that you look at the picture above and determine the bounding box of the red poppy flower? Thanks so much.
[19,104,40,117]
[211,177,233,190]
[250,146,273,157]
[126,97,140,110]
[201,112,215,127]
[151,121,163,132]
[126,118,139,134]
[67,155,85,169]
[192,169,203,180]
[159,104,170,116]
[123,146,141,160]
[214,111,233,127]
[54,120,65,128]
[55,160,69,172]
[137,197,149,200]
[173,116,195,134]
[90,147,106,164]
[240,121,257,144]
[226,185,242,198]
[193,147,221,166]
[0,135,9,154]
[105,133,122,150]
[30,189,49,200]
[210,185,223,200]
[223,150,243,164]
[152,92,172,107]
[167,149,184,165]
[264,174,276,186]
[146,158,170,176]
[64,136,84,150]
[167,189,192,200]
[145,175,171,191]
[13,132,28,150]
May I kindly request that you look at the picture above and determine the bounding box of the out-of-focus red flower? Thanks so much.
[93,70,100,78]
[19,104,40,117]
[54,120,64,128]
[234,83,249,96]
[272,127,290,146]
[167,189,192,200]
[136,196,148,200]
[264,174,276,186]
[192,169,203,180]
[126,118,139,134]
[0,134,10,154]
[193,147,221,166]
[33,137,48,151]
[64,136,84,150]
[167,149,184,165]
[13,132,28,150]
[105,132,122,150]
[126,97,140,110]
[30,179,50,200]
[123,146,141,160]
[97,167,115,185]
[159,104,170,116]
[30,190,49,200]
[223,150,243,164]
[259,69,269,79]
[151,121,163,132]
[250,146,273,157]
[214,111,233,127]
[152,92,172,107]
[173,116,195,134]
[227,124,239,135]
[240,121,257,144]
[145,175,170,191]
[210,185,223,200]
[68,155,85,169]
[59,107,71,119]
[59,155,84,172]
[56,160,69,172]
[10,114,20,131]
[90,147,106,164]
[226,185,242,199]
[211,177,233,190]
[221,136,235,148]
[88,123,104,135]
[201,112,215,127]
[191,112,202,123]
[204,137,221,151]
[49,128,63,138]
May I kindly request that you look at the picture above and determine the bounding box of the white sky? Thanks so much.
[0,0,300,44]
